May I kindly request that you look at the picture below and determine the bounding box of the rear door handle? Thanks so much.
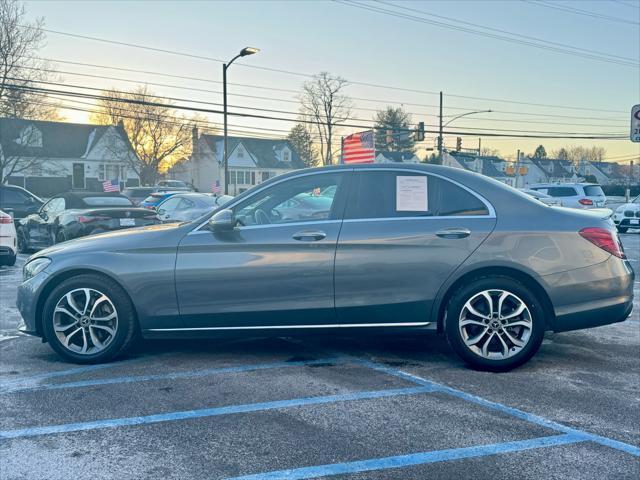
[292,230,326,241]
[435,228,471,239]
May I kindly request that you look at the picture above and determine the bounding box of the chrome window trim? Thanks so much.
[351,167,496,218]
[190,169,352,235]
[188,219,342,235]
[148,321,431,332]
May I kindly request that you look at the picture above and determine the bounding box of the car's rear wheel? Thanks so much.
[0,252,17,266]
[445,276,545,372]
[16,229,29,254]
[42,274,137,363]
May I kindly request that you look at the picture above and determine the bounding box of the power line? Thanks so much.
[610,0,640,10]
[336,0,639,67]
[4,82,628,140]
[523,0,640,25]
[20,25,631,114]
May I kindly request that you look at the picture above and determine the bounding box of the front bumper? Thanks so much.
[541,256,634,332]
[16,270,50,337]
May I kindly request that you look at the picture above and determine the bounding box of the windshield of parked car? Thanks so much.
[81,197,133,207]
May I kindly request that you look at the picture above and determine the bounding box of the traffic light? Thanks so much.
[456,137,462,151]
[416,122,425,141]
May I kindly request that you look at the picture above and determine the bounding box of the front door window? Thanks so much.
[72,163,85,189]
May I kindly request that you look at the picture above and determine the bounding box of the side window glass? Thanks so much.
[345,172,489,219]
[161,198,180,213]
[234,173,343,226]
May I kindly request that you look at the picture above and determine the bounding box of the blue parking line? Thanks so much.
[229,433,585,480]
[359,360,640,457]
[0,363,117,390]
[0,385,433,440]
[0,357,340,395]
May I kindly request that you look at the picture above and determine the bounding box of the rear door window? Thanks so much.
[344,171,489,219]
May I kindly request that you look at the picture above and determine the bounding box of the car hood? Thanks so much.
[616,203,640,211]
[30,222,189,260]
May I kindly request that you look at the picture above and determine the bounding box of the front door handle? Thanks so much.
[435,228,471,239]
[292,230,326,241]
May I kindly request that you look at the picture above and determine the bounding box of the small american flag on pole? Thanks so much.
[102,179,119,192]
[212,179,221,194]
[341,130,375,164]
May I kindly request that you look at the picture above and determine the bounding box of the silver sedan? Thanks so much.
[17,164,634,371]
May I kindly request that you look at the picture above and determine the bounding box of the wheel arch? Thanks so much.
[35,268,140,338]
[434,266,556,333]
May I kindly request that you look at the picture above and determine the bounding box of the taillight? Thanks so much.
[78,215,109,224]
[579,227,625,259]
[0,214,12,224]
[578,198,593,206]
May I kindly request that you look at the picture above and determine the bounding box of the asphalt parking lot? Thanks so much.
[0,234,638,479]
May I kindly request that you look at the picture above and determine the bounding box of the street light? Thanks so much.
[223,47,260,194]
[438,107,492,159]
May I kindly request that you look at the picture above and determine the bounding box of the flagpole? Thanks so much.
[340,136,344,165]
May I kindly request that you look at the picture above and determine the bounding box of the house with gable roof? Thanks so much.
[173,130,305,194]
[374,151,420,163]
[0,118,140,197]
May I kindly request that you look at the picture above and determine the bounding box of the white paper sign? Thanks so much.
[396,176,428,211]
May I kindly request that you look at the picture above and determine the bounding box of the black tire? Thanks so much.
[445,276,545,372]
[0,252,17,266]
[616,226,628,234]
[42,274,138,364]
[55,229,68,243]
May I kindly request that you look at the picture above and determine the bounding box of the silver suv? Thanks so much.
[529,183,606,209]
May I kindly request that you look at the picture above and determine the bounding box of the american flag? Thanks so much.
[212,179,221,194]
[102,179,119,192]
[341,130,375,164]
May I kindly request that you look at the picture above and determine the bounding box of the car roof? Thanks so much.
[529,183,600,187]
[57,192,127,200]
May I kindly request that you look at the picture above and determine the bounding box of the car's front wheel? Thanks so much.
[42,274,138,363]
[616,226,628,234]
[445,276,545,372]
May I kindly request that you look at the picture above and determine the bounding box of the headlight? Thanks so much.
[23,258,51,282]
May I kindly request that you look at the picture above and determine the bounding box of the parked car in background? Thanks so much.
[17,165,633,371]
[612,194,640,233]
[139,191,185,210]
[528,183,606,209]
[156,193,233,222]
[17,192,159,252]
[520,189,562,207]
[0,185,43,222]
[122,187,157,206]
[0,209,17,266]
[155,180,194,191]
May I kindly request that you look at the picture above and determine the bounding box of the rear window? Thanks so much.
[123,188,153,198]
[583,185,604,196]
[82,197,133,207]
[546,187,577,197]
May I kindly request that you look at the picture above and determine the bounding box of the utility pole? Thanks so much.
[223,62,229,195]
[438,91,443,163]
[515,149,520,189]
[478,138,481,156]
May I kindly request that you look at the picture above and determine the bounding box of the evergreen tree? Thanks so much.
[373,107,415,152]
[533,145,547,158]
[287,123,318,168]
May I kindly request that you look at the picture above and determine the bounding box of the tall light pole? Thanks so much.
[438,95,492,161]
[223,47,259,194]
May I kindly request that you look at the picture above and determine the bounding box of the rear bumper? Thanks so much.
[540,256,634,332]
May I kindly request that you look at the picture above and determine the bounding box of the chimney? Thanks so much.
[191,126,199,157]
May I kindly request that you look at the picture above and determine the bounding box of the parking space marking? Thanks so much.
[0,385,433,440]
[359,359,640,457]
[0,357,339,395]
[0,363,118,390]
[229,433,585,480]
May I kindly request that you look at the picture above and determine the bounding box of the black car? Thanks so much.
[0,185,43,222]
[17,192,160,252]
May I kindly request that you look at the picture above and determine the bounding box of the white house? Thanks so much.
[0,118,139,197]
[172,130,305,194]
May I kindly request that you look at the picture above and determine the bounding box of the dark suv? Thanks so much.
[0,185,43,222]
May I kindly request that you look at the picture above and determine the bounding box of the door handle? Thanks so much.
[292,230,327,241]
[435,228,471,239]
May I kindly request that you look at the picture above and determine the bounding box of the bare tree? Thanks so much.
[90,86,193,185]
[0,0,60,120]
[300,72,351,166]
[550,146,606,163]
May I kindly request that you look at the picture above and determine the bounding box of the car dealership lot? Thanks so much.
[0,234,638,479]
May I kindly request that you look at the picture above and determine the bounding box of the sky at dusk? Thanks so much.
[24,0,640,162]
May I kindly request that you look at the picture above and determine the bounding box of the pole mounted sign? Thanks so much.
[631,104,640,143]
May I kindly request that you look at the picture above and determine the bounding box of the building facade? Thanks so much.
[0,118,139,197]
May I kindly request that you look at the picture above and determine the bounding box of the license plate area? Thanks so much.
[119,218,136,227]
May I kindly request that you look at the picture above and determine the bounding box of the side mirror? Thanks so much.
[208,209,235,232]
[157,208,166,216]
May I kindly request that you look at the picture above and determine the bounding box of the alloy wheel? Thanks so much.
[459,289,532,360]
[52,288,119,355]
